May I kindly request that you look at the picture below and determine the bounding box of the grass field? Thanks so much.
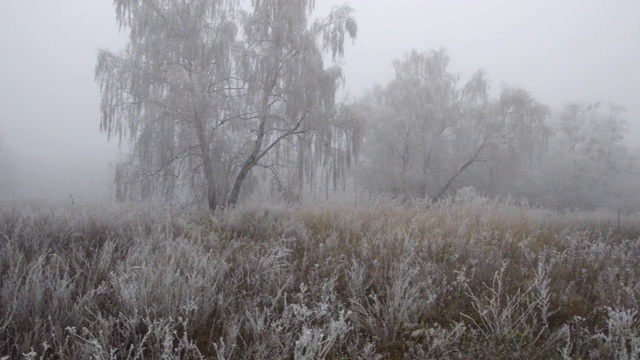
[1,193,640,359]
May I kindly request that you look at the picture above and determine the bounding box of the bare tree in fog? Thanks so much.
[357,49,549,200]
[96,0,357,209]
[462,85,550,197]
[540,102,634,209]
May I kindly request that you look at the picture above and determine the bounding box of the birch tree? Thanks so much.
[96,0,356,209]
[358,49,458,198]
[451,83,550,198]
[225,0,357,206]
[358,49,549,200]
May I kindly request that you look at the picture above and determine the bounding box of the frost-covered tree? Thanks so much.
[461,85,550,198]
[357,49,549,200]
[357,50,459,198]
[96,0,356,209]
[225,0,357,206]
[538,102,634,209]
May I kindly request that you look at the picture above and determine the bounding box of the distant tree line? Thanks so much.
[97,1,638,211]
[352,49,639,211]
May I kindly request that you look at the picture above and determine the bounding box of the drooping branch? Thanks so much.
[99,0,356,209]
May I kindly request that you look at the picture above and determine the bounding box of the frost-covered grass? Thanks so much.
[1,194,640,359]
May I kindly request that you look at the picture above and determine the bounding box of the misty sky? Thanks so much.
[0,0,639,202]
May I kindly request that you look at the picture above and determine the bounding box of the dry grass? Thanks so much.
[1,193,640,359]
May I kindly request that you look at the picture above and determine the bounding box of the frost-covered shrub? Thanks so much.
[0,199,639,358]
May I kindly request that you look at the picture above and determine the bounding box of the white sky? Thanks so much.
[0,0,639,202]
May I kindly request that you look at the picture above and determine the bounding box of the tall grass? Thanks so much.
[1,193,639,359]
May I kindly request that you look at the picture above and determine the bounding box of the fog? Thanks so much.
[0,0,638,205]
[0,0,125,202]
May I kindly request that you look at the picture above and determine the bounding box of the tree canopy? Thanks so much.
[356,49,550,200]
[97,0,357,209]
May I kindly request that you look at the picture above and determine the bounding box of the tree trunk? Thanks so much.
[226,112,306,207]
[206,172,217,211]
[227,111,268,207]
[434,140,487,201]
[194,111,217,211]
[296,136,305,197]
[227,155,256,207]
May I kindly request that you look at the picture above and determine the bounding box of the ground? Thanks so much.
[1,195,639,359]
